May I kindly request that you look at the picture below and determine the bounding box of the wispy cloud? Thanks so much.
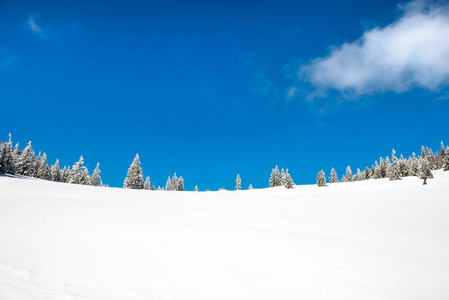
[26,14,47,38]
[301,0,449,97]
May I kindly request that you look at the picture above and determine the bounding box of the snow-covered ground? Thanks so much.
[0,172,448,300]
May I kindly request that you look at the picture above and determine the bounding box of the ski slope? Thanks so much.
[1,171,448,299]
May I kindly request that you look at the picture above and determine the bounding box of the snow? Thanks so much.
[1,172,449,299]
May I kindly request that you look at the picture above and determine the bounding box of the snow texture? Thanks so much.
[1,171,449,299]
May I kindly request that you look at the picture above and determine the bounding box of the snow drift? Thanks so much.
[0,172,448,299]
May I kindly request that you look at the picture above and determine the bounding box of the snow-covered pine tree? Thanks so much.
[408,152,419,176]
[165,176,172,191]
[354,168,362,181]
[379,157,387,178]
[157,185,162,191]
[316,170,326,187]
[341,175,347,182]
[69,156,89,185]
[329,167,338,183]
[171,173,178,191]
[443,146,449,171]
[235,174,241,190]
[61,166,70,183]
[364,166,371,180]
[151,183,156,190]
[177,176,184,191]
[284,171,295,189]
[123,154,144,189]
[15,141,35,176]
[248,184,253,190]
[36,153,51,180]
[143,176,151,190]
[280,168,287,186]
[345,166,353,182]
[269,165,281,187]
[0,134,16,174]
[398,155,408,177]
[388,158,401,181]
[50,159,61,182]
[418,156,433,184]
[91,162,102,186]
[194,185,198,192]
[372,161,381,179]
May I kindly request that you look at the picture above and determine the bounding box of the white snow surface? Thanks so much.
[1,172,449,300]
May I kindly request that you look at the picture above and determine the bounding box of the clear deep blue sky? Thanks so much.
[1,0,448,190]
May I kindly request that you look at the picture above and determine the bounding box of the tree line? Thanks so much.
[316,142,449,187]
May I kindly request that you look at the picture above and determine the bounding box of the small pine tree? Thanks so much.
[284,171,295,189]
[50,159,61,182]
[269,165,281,187]
[0,134,16,174]
[418,156,433,184]
[16,141,35,176]
[329,167,338,183]
[68,156,89,185]
[248,184,253,190]
[280,168,287,186]
[194,185,198,192]
[91,162,102,186]
[36,153,51,180]
[345,166,353,182]
[123,154,144,189]
[171,173,178,191]
[165,176,172,191]
[157,185,162,191]
[235,174,241,190]
[143,176,151,190]
[151,183,156,190]
[177,176,184,191]
[388,159,401,181]
[316,170,326,187]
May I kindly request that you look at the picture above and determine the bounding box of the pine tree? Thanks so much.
[372,161,381,179]
[91,162,102,186]
[36,153,51,180]
[284,171,295,189]
[388,159,401,181]
[379,158,387,178]
[235,174,241,190]
[280,168,287,186]
[329,167,338,183]
[248,184,253,190]
[165,176,172,191]
[341,175,347,182]
[157,185,162,191]
[171,173,178,191]
[68,156,89,185]
[50,159,61,182]
[443,147,449,171]
[418,156,433,184]
[123,154,144,189]
[345,166,353,182]
[316,170,326,187]
[398,155,408,177]
[0,134,16,174]
[408,153,419,176]
[151,183,156,190]
[16,141,35,176]
[194,185,198,192]
[177,176,184,191]
[269,165,281,187]
[143,176,151,190]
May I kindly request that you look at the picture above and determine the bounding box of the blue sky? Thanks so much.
[1,0,448,190]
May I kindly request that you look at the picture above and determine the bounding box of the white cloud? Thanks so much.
[302,0,449,96]
[27,14,47,38]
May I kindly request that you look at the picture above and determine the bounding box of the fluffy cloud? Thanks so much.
[27,14,46,38]
[302,1,449,96]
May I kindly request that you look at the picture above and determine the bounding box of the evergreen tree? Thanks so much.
[316,170,326,187]
[443,147,449,171]
[372,161,381,179]
[50,159,61,182]
[284,172,295,189]
[280,168,287,186]
[341,175,347,182]
[329,167,338,183]
[165,176,172,191]
[418,156,433,184]
[171,173,178,191]
[36,153,51,180]
[0,134,16,174]
[91,162,102,186]
[345,166,353,182]
[16,141,35,176]
[69,156,89,185]
[379,158,387,178]
[151,183,156,190]
[248,184,253,190]
[398,155,408,177]
[235,174,241,190]
[144,176,151,190]
[194,185,198,192]
[408,153,419,176]
[388,159,401,181]
[269,165,281,187]
[177,176,184,191]
[61,166,70,183]
[123,154,144,189]
[33,152,41,178]
[157,185,162,191]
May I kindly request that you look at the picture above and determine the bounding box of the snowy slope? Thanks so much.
[0,172,448,300]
